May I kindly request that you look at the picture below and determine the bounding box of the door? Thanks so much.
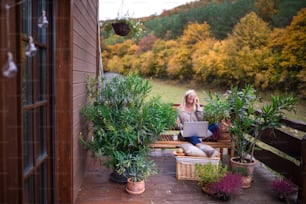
[21,0,53,203]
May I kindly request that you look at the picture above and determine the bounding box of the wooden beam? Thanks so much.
[55,1,73,203]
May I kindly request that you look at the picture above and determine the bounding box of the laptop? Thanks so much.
[181,121,209,138]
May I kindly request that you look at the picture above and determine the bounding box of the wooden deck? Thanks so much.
[76,150,297,204]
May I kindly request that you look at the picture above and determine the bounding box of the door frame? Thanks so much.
[0,1,74,203]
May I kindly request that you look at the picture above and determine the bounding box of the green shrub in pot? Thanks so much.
[203,92,230,125]
[226,85,297,187]
[80,74,177,181]
[226,85,297,163]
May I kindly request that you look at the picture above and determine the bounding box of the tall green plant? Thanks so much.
[227,85,297,163]
[80,74,177,172]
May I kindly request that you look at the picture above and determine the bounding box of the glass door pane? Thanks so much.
[22,0,52,203]
[38,163,48,204]
[24,175,35,203]
[36,106,47,161]
[23,110,34,173]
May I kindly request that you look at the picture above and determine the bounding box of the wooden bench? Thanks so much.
[149,132,234,160]
[150,104,234,159]
[149,103,234,160]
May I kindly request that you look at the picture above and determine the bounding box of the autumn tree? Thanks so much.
[180,22,211,48]
[138,51,156,76]
[214,12,273,88]
[137,32,157,53]
[167,47,193,80]
[150,39,178,78]
[230,12,271,49]
[106,55,123,73]
[192,39,222,85]
[270,8,306,97]
[255,0,278,22]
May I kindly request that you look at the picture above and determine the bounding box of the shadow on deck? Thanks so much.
[76,150,297,204]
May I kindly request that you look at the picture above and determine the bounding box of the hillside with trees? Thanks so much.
[100,0,306,99]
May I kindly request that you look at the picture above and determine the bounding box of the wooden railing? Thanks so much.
[151,103,306,202]
[253,117,306,203]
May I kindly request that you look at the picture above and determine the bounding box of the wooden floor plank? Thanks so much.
[76,150,297,204]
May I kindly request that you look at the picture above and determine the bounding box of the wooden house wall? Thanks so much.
[72,0,99,202]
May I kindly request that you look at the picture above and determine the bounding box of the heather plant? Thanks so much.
[210,172,242,201]
[270,178,298,202]
[196,162,242,201]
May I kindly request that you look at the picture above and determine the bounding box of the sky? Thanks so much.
[99,0,198,20]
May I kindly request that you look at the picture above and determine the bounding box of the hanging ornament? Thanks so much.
[25,36,37,57]
[2,52,17,78]
[24,36,37,57]
[38,10,48,28]
[3,3,18,78]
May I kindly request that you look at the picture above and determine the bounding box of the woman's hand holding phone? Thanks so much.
[195,97,200,109]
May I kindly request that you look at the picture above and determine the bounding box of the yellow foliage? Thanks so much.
[167,48,192,79]
[255,0,278,21]
[231,12,271,49]
[107,55,123,73]
[180,22,211,48]
[138,51,155,76]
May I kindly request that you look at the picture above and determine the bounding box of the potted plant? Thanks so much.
[80,74,177,183]
[226,85,297,187]
[270,177,298,202]
[195,162,227,189]
[195,162,242,201]
[203,92,231,141]
[102,17,145,38]
[209,172,242,201]
[230,166,251,188]
[203,92,230,125]
[101,0,145,38]
[116,152,158,194]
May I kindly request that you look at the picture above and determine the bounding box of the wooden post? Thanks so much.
[298,135,306,203]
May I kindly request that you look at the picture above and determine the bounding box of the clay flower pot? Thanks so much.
[230,157,256,188]
[125,178,145,195]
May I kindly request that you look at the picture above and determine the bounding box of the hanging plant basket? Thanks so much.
[112,22,130,36]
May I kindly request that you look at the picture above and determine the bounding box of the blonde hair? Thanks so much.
[181,89,197,110]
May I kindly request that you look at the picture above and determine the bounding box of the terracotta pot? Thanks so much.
[202,186,230,201]
[125,178,145,195]
[219,121,231,140]
[230,157,256,188]
[241,175,252,188]
[202,185,215,195]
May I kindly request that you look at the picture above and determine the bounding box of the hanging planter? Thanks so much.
[102,18,144,38]
[101,0,145,38]
[111,21,130,36]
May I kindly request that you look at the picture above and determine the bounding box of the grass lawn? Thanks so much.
[148,78,306,123]
[148,79,222,104]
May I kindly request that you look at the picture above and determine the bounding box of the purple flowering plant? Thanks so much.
[210,172,242,197]
[270,178,297,200]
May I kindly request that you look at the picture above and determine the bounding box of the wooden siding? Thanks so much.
[72,0,99,203]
